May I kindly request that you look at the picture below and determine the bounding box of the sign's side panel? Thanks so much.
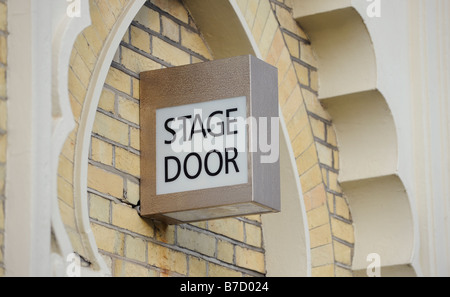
[250,56,280,212]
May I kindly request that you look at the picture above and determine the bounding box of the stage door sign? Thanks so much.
[140,55,280,224]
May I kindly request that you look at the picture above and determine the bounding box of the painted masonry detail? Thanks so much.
[88,0,265,276]
[58,0,354,277]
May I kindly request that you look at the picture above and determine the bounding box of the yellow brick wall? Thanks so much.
[0,0,7,277]
[87,0,265,277]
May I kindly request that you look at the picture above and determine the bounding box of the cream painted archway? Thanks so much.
[294,1,417,276]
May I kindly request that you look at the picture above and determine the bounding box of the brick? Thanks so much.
[274,6,307,40]
[0,67,5,98]
[209,263,241,277]
[89,1,110,39]
[292,126,313,158]
[82,27,105,57]
[117,96,139,125]
[89,193,110,223]
[258,13,279,59]
[276,47,292,84]
[304,184,327,210]
[92,112,129,145]
[0,133,6,163]
[188,256,207,277]
[177,228,216,257]
[208,218,244,242]
[154,222,175,244]
[296,143,318,176]
[310,116,325,141]
[125,234,147,262]
[98,88,116,113]
[245,223,262,248]
[151,0,189,24]
[217,239,234,264]
[130,126,140,150]
[328,171,341,193]
[69,93,82,121]
[121,46,160,75]
[284,33,299,58]
[152,36,190,66]
[0,200,4,230]
[88,164,123,198]
[57,176,74,208]
[148,241,187,275]
[331,217,354,244]
[251,0,271,43]
[134,5,160,33]
[307,204,329,229]
[300,42,317,68]
[294,61,309,86]
[335,266,353,277]
[162,15,180,42]
[105,67,131,95]
[335,196,350,220]
[72,53,92,88]
[180,27,212,59]
[312,264,334,277]
[327,124,338,146]
[74,34,98,72]
[0,3,6,31]
[235,246,265,273]
[91,137,113,166]
[300,164,323,193]
[126,179,140,205]
[316,142,333,168]
[131,25,151,53]
[114,259,154,277]
[281,87,302,123]
[302,89,331,121]
[286,102,308,141]
[311,244,333,267]
[132,77,140,100]
[334,240,352,266]
[58,155,73,182]
[309,223,332,248]
[115,147,140,177]
[112,202,154,237]
[0,35,6,65]
[310,69,318,91]
[91,222,124,255]
[94,0,117,30]
[244,0,259,30]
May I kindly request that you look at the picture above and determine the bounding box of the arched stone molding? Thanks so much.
[294,0,416,276]
[58,0,353,277]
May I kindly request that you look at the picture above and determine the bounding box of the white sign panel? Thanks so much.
[155,96,248,195]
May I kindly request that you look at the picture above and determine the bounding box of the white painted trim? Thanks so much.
[72,0,146,276]
[51,0,92,276]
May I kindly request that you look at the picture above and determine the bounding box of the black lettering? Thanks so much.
[164,118,176,144]
[204,150,223,176]
[184,153,202,179]
[225,147,239,173]
[206,110,224,137]
[190,113,207,140]
[165,156,181,182]
[226,108,238,135]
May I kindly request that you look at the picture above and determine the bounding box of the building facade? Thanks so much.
[0,0,449,277]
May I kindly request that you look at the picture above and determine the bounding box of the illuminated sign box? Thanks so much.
[140,55,280,224]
